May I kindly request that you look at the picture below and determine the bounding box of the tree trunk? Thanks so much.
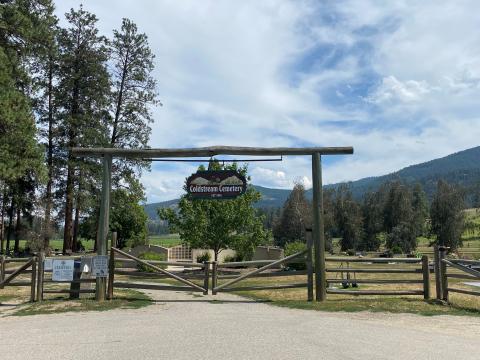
[0,191,5,254]
[63,61,79,254]
[6,198,14,255]
[63,160,74,254]
[72,196,80,252]
[14,207,20,254]
[44,60,54,250]
[214,249,219,262]
[111,48,129,146]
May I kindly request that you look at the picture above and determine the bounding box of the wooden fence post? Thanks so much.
[203,262,209,295]
[30,258,37,302]
[312,152,326,302]
[421,255,430,300]
[433,245,442,300]
[306,229,314,302]
[211,261,218,295]
[0,255,5,289]
[36,252,45,302]
[107,232,117,300]
[439,247,448,302]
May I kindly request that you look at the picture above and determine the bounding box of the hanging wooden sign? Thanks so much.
[186,170,247,199]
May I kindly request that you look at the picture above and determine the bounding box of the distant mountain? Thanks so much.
[144,146,480,220]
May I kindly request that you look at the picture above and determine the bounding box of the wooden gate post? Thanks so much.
[107,232,117,300]
[312,152,326,301]
[433,244,442,300]
[439,247,449,302]
[0,255,5,289]
[211,261,218,295]
[421,255,430,300]
[203,262,210,295]
[306,228,314,302]
[30,258,37,302]
[36,252,45,302]
[96,154,112,301]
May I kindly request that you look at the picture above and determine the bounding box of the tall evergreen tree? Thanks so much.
[358,191,384,251]
[411,183,429,237]
[430,180,465,250]
[109,18,159,186]
[0,0,45,253]
[30,1,59,250]
[273,183,311,247]
[334,185,363,251]
[56,6,110,253]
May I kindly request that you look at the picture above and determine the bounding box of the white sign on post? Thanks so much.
[92,255,108,277]
[52,259,74,282]
[44,258,53,271]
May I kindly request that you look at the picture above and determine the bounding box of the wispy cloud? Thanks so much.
[56,1,480,202]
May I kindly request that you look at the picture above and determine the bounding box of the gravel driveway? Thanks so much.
[1,290,479,360]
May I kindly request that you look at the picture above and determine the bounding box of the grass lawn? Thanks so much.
[148,234,182,248]
[0,270,152,316]
[225,260,480,316]
[115,259,480,317]
[4,289,151,317]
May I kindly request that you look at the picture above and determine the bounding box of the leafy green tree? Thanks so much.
[273,182,311,247]
[334,185,363,251]
[430,180,465,250]
[109,188,148,248]
[159,162,266,261]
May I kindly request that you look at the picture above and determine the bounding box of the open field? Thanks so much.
[147,234,182,248]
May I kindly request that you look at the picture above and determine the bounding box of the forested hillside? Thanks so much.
[145,146,480,220]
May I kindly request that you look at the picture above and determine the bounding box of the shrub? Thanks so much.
[136,252,167,272]
[196,251,211,263]
[284,241,307,270]
[223,254,243,263]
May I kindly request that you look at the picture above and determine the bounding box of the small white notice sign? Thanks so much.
[44,258,53,271]
[52,259,74,282]
[92,255,108,277]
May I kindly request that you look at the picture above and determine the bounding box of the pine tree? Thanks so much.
[412,183,429,237]
[56,6,110,253]
[273,183,311,247]
[359,191,384,251]
[30,0,59,250]
[0,0,45,253]
[334,185,363,251]
[430,180,465,250]
[109,18,159,185]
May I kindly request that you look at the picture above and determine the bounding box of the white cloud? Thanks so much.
[54,1,480,202]
[367,76,432,104]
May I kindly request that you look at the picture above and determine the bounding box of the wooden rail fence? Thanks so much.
[36,253,97,302]
[108,247,209,298]
[212,235,314,300]
[324,256,430,299]
[437,254,480,301]
[0,256,37,302]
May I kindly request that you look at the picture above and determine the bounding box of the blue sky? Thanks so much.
[56,1,480,202]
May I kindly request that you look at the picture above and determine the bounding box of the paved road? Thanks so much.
[1,290,479,360]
